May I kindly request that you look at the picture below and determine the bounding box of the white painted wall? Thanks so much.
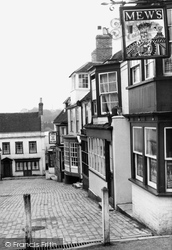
[120,61,129,115]
[112,116,132,208]
[132,184,172,234]
[0,131,45,176]
[89,170,107,199]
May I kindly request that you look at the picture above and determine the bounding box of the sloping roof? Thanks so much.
[0,112,41,133]
[80,91,91,102]
[53,110,67,125]
[110,50,123,61]
[69,62,99,77]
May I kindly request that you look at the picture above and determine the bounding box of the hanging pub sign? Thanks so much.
[49,131,57,144]
[120,5,169,60]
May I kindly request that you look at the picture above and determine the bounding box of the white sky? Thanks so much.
[0,0,120,112]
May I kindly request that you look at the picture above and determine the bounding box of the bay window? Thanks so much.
[99,72,118,114]
[88,137,105,177]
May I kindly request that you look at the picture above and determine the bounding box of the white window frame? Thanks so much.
[133,127,143,182]
[145,127,157,189]
[163,8,172,75]
[88,137,105,178]
[99,71,118,114]
[78,74,89,88]
[130,60,141,84]
[144,59,155,80]
[164,127,172,192]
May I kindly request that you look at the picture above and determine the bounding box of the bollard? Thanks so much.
[102,187,110,245]
[23,194,32,249]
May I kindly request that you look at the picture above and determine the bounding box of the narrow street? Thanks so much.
[0,177,153,248]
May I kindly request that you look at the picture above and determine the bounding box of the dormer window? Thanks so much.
[99,72,118,114]
[79,74,88,88]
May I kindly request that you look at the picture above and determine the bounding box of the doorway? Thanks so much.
[2,158,12,177]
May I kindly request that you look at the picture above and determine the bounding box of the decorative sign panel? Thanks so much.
[49,132,57,144]
[120,6,169,60]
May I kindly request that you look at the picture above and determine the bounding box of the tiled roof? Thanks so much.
[69,62,99,77]
[0,112,41,133]
[53,110,67,124]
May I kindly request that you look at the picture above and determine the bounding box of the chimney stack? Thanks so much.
[91,26,112,62]
[39,98,43,116]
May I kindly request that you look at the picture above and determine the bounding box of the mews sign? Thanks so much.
[120,6,169,60]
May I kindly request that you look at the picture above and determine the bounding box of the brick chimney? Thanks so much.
[91,26,112,62]
[38,98,44,131]
[39,97,43,116]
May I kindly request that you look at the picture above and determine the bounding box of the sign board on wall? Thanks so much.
[49,132,57,144]
[120,6,169,60]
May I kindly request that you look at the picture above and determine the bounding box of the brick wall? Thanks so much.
[91,35,112,62]
[132,184,172,234]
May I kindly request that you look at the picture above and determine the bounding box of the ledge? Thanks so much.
[129,178,172,197]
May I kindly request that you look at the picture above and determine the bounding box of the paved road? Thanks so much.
[0,177,153,247]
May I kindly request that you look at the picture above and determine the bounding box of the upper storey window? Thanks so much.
[163,8,172,75]
[99,72,118,114]
[130,60,141,84]
[78,74,88,88]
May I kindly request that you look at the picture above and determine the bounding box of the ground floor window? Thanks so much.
[164,127,172,192]
[64,141,79,171]
[133,127,143,182]
[132,126,157,189]
[15,159,39,172]
[88,137,105,177]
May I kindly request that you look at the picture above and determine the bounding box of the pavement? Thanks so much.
[0,177,154,248]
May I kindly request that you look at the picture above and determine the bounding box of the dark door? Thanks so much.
[3,159,12,177]
[23,162,32,176]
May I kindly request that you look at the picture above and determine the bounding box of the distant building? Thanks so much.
[0,99,45,177]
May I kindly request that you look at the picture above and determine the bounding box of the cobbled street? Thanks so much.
[0,177,153,246]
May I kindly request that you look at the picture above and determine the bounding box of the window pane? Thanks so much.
[100,74,107,83]
[133,127,143,153]
[109,72,116,82]
[166,128,172,158]
[136,154,143,177]
[149,158,157,184]
[145,128,157,157]
[166,161,172,189]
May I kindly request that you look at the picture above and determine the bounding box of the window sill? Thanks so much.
[129,178,172,197]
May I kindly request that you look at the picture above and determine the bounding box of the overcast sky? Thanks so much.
[0,0,120,113]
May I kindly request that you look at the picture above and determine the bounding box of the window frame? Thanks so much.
[144,59,155,80]
[164,127,172,192]
[145,127,157,189]
[2,142,10,155]
[133,127,143,182]
[29,141,37,154]
[78,74,89,88]
[163,8,172,75]
[130,60,141,84]
[88,137,105,178]
[15,142,23,154]
[99,71,118,115]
